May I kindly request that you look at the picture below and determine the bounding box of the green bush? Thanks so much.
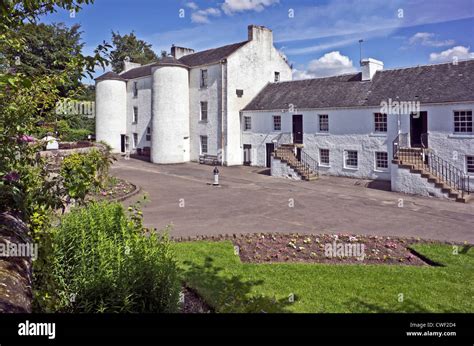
[47,201,181,313]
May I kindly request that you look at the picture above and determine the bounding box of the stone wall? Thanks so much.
[0,212,33,313]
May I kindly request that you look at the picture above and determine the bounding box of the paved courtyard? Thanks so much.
[111,158,474,243]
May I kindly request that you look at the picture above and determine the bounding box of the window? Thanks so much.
[146,127,151,141]
[375,152,388,170]
[454,110,472,133]
[132,133,138,148]
[200,102,208,121]
[319,149,330,166]
[344,150,358,169]
[200,69,208,88]
[319,114,329,132]
[200,136,208,154]
[467,156,474,174]
[374,113,387,132]
[274,71,280,82]
[133,107,138,123]
[244,116,251,131]
[273,115,281,131]
[133,82,138,98]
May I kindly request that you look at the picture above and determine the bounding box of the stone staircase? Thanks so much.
[273,144,318,181]
[392,148,471,203]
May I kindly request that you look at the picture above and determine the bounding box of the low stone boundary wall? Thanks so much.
[0,212,33,313]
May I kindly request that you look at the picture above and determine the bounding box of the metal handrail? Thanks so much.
[393,135,470,197]
[300,149,319,177]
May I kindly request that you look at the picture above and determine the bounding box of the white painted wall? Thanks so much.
[95,79,127,152]
[126,76,152,152]
[151,65,190,163]
[242,108,391,180]
[188,63,222,161]
[225,29,292,165]
[391,164,449,199]
[271,156,301,180]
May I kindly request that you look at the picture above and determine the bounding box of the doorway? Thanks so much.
[266,143,274,168]
[243,144,251,166]
[292,114,303,144]
[410,111,428,147]
[120,134,126,153]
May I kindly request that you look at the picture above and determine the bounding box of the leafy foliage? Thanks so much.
[108,31,158,73]
[38,201,180,313]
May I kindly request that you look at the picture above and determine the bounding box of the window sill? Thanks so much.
[319,164,330,168]
[448,134,474,139]
[374,169,389,173]
[369,133,387,137]
[315,132,330,136]
[199,120,208,124]
[343,166,359,171]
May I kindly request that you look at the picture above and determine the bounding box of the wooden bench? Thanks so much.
[199,154,220,165]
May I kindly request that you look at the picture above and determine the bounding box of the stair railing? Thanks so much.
[424,150,470,197]
[300,149,319,177]
[392,133,409,159]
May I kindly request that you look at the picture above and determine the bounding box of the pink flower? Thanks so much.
[18,135,35,143]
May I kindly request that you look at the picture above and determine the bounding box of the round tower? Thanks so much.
[151,57,190,164]
[95,72,127,153]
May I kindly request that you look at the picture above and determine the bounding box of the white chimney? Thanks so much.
[248,25,273,45]
[171,45,195,59]
[123,60,141,72]
[361,58,383,81]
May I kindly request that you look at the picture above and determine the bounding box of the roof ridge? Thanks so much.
[178,40,248,60]
[377,58,474,73]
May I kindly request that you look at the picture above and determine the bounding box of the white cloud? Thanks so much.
[429,46,474,63]
[222,0,279,15]
[191,8,221,24]
[293,51,357,79]
[185,2,198,10]
[408,32,455,47]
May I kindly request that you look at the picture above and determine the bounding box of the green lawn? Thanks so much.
[174,241,474,313]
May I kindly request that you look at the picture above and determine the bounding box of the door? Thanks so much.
[120,134,126,153]
[410,111,428,147]
[243,144,251,166]
[292,114,303,144]
[266,143,274,168]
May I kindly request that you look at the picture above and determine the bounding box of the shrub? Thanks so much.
[46,201,180,313]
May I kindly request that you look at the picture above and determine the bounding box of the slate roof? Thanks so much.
[94,71,126,82]
[243,59,474,111]
[178,41,248,67]
[96,41,248,81]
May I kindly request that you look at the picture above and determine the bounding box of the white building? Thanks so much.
[95,25,291,165]
[95,25,474,202]
[241,58,474,202]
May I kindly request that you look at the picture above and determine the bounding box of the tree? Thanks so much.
[3,22,85,94]
[108,31,158,73]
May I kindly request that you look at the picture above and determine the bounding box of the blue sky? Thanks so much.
[40,0,474,82]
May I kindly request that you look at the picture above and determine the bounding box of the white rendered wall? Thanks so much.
[95,79,127,152]
[242,108,391,180]
[391,164,449,199]
[126,76,152,152]
[188,63,222,161]
[271,156,301,180]
[225,39,292,165]
[151,66,190,163]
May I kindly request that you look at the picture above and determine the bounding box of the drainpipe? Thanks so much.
[220,59,227,165]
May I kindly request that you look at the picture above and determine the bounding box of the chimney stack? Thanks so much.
[361,58,383,81]
[171,45,195,59]
[123,60,141,73]
[247,25,273,45]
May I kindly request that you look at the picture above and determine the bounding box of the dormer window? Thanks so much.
[200,69,208,88]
